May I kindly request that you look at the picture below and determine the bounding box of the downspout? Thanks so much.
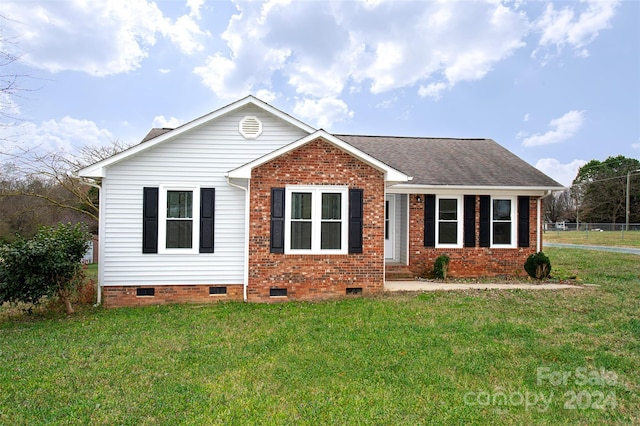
[72,174,103,306]
[226,176,250,302]
[537,191,552,253]
[537,197,542,253]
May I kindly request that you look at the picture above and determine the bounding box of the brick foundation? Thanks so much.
[407,195,540,278]
[102,284,244,308]
[248,137,386,302]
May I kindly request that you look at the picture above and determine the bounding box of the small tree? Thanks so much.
[0,222,91,314]
[524,252,552,280]
[434,255,450,280]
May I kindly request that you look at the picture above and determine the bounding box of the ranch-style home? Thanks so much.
[78,96,564,308]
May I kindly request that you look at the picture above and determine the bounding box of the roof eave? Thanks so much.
[228,130,409,183]
[77,95,316,178]
[387,183,566,194]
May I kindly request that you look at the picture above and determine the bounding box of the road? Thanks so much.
[545,242,640,255]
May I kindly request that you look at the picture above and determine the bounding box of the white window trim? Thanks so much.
[435,195,463,248]
[158,184,200,254]
[490,195,517,248]
[284,185,348,255]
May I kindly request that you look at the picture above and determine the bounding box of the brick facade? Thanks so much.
[102,285,243,308]
[247,138,386,302]
[407,195,540,278]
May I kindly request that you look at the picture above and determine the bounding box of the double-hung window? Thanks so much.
[491,196,516,247]
[436,196,463,248]
[158,185,200,254]
[285,186,348,254]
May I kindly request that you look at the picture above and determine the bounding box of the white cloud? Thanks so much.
[194,0,529,103]
[532,0,619,60]
[632,141,640,150]
[152,116,182,128]
[535,158,586,187]
[164,14,210,55]
[418,82,449,100]
[255,89,277,104]
[523,113,530,122]
[2,0,210,75]
[4,117,114,155]
[159,68,172,74]
[187,0,205,19]
[293,97,353,130]
[522,110,585,147]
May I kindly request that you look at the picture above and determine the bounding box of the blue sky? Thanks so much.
[1,0,638,186]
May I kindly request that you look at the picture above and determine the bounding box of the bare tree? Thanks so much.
[5,140,130,217]
[0,140,131,241]
[1,15,38,143]
[544,189,575,224]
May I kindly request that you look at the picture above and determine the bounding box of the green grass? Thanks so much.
[544,230,640,247]
[0,249,638,425]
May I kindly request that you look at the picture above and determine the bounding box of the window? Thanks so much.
[491,197,516,247]
[158,186,200,254]
[436,196,463,248]
[285,186,348,254]
[166,191,193,248]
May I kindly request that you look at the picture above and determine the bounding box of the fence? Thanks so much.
[545,222,640,232]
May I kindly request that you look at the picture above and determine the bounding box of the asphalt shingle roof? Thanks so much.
[141,128,173,142]
[336,134,564,188]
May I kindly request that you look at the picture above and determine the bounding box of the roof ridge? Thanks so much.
[335,133,489,141]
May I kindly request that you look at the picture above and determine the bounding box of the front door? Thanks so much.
[385,195,395,260]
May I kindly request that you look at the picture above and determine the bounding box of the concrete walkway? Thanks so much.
[545,242,640,255]
[385,281,583,292]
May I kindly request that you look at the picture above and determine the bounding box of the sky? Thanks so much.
[0,0,638,187]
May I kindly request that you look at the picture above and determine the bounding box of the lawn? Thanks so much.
[0,249,638,425]
[544,230,640,248]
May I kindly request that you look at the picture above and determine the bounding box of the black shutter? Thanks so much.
[199,188,215,253]
[270,188,285,253]
[348,188,363,254]
[518,196,530,248]
[464,195,476,247]
[479,195,490,247]
[424,194,436,247]
[142,187,159,254]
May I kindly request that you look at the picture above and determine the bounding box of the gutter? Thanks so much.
[226,176,250,302]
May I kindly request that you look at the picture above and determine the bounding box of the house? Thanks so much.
[78,96,564,308]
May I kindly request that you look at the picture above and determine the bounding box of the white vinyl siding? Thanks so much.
[100,104,309,286]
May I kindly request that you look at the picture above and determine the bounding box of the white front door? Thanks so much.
[385,195,395,260]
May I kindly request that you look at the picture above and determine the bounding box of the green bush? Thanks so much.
[0,223,91,314]
[434,255,450,280]
[524,251,552,280]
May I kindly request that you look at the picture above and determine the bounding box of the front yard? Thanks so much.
[0,248,638,424]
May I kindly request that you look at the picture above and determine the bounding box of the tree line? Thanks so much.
[544,155,640,225]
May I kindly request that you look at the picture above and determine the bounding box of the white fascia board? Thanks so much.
[387,184,566,196]
[227,130,409,183]
[78,95,316,178]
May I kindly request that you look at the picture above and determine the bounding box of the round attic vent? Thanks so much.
[239,116,263,139]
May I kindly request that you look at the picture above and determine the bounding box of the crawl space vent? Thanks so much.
[239,116,263,139]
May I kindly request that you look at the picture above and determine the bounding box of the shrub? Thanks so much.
[434,255,450,280]
[524,251,552,280]
[0,223,91,314]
